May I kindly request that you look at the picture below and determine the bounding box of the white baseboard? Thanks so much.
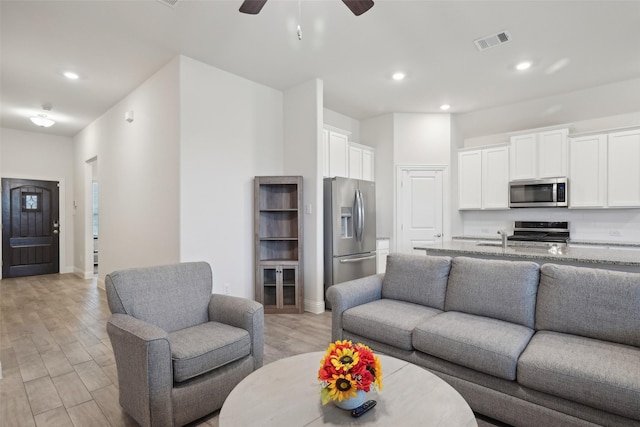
[304,298,326,314]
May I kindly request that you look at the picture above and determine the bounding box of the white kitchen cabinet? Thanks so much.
[607,128,640,207]
[327,129,349,178]
[362,148,374,181]
[376,238,389,274]
[510,128,569,180]
[538,128,569,178]
[568,134,607,208]
[510,133,537,180]
[458,145,509,210]
[458,149,482,209]
[482,146,510,209]
[348,142,375,181]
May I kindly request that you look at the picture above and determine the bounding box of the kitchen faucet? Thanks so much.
[497,230,508,249]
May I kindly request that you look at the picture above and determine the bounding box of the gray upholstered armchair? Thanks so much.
[105,262,264,427]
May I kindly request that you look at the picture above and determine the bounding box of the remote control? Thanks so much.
[351,400,377,417]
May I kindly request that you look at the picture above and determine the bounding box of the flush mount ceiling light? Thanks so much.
[30,104,56,128]
[516,61,532,71]
[63,71,79,80]
[440,104,451,111]
[392,72,406,81]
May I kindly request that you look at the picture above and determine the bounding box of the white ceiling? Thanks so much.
[2,0,640,137]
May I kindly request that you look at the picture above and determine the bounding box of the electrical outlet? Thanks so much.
[609,230,622,237]
[224,283,230,295]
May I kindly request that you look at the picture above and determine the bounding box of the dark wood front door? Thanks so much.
[2,178,60,278]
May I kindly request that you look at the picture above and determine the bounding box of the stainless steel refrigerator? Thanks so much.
[324,177,376,307]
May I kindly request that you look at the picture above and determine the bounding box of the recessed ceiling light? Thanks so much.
[440,104,451,111]
[515,61,532,71]
[392,72,406,81]
[64,71,79,80]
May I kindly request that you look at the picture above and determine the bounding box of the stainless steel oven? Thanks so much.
[509,178,568,208]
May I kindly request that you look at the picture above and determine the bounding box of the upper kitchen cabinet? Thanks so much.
[323,128,350,178]
[607,128,640,207]
[323,126,375,181]
[510,128,569,180]
[569,134,607,208]
[349,142,375,181]
[459,145,509,210]
[569,127,640,209]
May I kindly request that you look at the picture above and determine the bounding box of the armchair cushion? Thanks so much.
[169,321,251,383]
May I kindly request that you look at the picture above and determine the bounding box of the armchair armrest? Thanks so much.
[209,294,264,369]
[326,273,384,341]
[106,313,173,427]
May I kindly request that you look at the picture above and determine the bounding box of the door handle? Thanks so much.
[53,230,59,235]
[339,255,376,263]
[434,233,442,238]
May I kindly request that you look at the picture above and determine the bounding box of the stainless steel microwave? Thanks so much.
[509,178,568,208]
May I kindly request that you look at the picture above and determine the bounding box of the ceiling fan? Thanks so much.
[239,0,374,16]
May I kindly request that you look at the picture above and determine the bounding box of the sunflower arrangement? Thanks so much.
[318,340,383,404]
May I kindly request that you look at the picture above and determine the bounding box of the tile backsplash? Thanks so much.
[460,208,640,243]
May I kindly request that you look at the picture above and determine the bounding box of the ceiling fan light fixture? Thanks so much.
[30,114,56,128]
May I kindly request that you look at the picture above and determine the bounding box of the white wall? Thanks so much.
[283,79,324,313]
[323,108,360,142]
[394,114,451,166]
[456,77,640,140]
[179,56,283,298]
[361,114,394,239]
[1,128,74,275]
[74,57,181,282]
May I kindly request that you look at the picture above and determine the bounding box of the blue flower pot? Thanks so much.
[334,389,366,410]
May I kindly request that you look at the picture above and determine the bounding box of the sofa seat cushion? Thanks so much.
[413,311,534,381]
[342,299,442,351]
[518,331,640,421]
[169,321,250,383]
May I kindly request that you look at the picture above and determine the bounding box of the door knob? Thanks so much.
[434,233,442,238]
[53,230,59,235]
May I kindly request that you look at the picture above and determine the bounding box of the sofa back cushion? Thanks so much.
[537,263,640,347]
[382,254,451,310]
[445,257,540,328]
[106,262,212,333]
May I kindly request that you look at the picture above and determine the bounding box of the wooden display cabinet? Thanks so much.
[254,176,303,313]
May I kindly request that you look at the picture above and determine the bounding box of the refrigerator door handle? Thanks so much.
[354,189,364,242]
[339,254,377,263]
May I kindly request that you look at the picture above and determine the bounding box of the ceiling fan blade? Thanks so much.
[342,0,374,16]
[239,0,268,15]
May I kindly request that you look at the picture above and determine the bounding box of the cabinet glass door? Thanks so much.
[262,267,277,307]
[281,266,298,307]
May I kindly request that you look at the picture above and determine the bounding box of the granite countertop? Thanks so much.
[416,238,640,267]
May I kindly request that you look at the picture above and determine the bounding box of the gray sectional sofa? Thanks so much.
[327,254,640,427]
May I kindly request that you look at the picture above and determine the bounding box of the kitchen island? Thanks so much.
[416,239,640,273]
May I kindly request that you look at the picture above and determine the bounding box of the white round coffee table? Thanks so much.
[219,351,477,426]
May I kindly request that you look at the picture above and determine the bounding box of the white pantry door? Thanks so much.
[397,168,444,254]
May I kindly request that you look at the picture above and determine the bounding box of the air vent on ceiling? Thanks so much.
[157,0,179,8]
[474,31,511,51]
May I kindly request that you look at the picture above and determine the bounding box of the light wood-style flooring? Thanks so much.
[0,273,503,427]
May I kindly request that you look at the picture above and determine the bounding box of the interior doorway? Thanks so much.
[1,178,60,277]
[85,158,98,278]
[396,166,447,254]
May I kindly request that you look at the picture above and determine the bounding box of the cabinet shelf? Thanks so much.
[254,176,303,314]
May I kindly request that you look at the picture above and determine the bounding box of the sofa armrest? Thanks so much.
[106,313,173,427]
[327,273,384,341]
[208,294,264,369]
